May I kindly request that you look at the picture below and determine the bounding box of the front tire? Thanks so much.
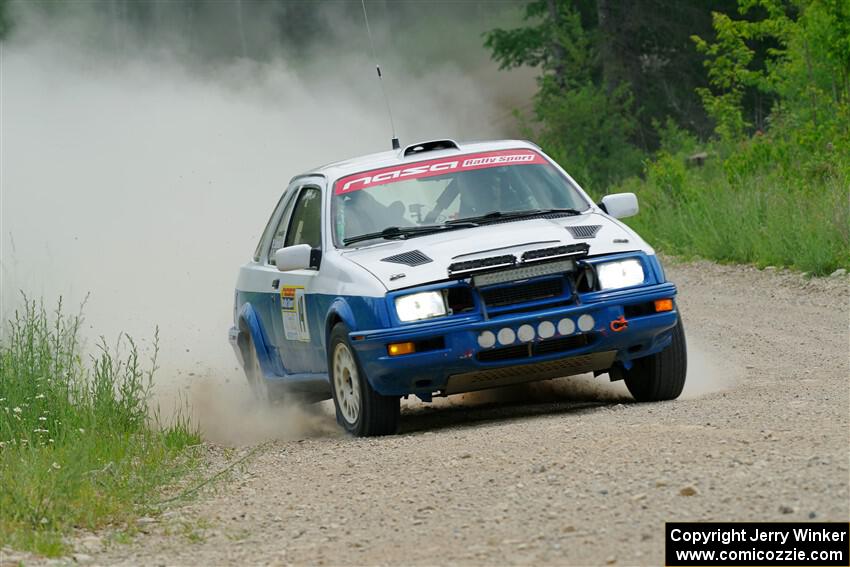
[616,315,687,402]
[328,323,399,436]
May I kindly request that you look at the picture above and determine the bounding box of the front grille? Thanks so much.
[480,278,564,308]
[478,344,529,362]
[521,243,589,262]
[477,333,594,362]
[534,334,592,355]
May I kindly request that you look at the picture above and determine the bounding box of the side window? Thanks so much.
[254,191,290,262]
[267,196,298,260]
[284,187,322,249]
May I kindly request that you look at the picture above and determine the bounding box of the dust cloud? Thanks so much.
[0,1,534,442]
[1,2,728,444]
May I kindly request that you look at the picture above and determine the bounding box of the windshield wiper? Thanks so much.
[445,208,582,226]
[343,222,478,245]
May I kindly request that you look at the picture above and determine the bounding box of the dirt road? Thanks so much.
[72,260,850,565]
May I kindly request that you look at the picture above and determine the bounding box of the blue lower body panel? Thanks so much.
[350,282,679,398]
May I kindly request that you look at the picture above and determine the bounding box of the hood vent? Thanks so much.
[566,225,602,239]
[381,250,433,267]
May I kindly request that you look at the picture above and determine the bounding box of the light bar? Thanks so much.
[473,260,575,287]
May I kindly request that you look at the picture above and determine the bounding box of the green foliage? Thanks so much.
[485,0,594,87]
[603,0,850,275]
[485,0,642,191]
[0,298,200,556]
[623,159,849,274]
[531,83,644,192]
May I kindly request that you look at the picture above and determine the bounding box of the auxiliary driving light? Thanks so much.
[557,318,576,335]
[388,342,416,356]
[517,324,535,342]
[478,331,496,349]
[538,321,556,339]
[497,327,516,345]
[654,298,674,312]
[577,314,595,332]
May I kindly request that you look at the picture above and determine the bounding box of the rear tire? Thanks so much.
[328,323,400,436]
[241,334,270,404]
[617,315,687,402]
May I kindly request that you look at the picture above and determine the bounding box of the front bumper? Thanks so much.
[350,281,679,397]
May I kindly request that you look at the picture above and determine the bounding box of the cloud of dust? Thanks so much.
[0,2,534,443]
[679,335,736,398]
[1,2,728,441]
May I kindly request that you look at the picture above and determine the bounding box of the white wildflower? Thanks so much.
[33,428,49,433]
[48,438,54,443]
[12,406,21,413]
[51,462,61,470]
[39,416,47,421]
[78,428,86,434]
[35,394,45,400]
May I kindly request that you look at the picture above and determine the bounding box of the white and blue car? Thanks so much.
[230,139,687,436]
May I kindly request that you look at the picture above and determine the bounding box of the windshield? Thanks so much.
[332,149,590,247]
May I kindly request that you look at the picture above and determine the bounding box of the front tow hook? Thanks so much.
[610,315,629,332]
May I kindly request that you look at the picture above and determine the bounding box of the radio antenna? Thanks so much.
[361,0,400,150]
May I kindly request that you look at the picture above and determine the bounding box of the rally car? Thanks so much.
[229,139,687,436]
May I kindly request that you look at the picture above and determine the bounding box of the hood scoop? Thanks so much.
[566,225,602,239]
[381,250,433,267]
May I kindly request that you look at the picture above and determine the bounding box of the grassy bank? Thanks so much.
[0,298,200,556]
[612,129,849,275]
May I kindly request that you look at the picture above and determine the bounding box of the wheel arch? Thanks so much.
[325,298,357,346]
[235,302,278,377]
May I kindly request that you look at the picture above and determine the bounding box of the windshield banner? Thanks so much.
[334,149,549,195]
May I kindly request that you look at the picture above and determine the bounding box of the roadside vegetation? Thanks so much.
[486,0,849,275]
[0,297,200,556]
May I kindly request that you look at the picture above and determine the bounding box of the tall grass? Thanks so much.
[612,131,850,275]
[0,297,200,556]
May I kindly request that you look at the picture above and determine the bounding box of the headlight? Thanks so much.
[395,291,447,322]
[596,259,645,290]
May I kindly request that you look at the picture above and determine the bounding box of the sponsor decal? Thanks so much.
[280,286,310,342]
[334,149,548,195]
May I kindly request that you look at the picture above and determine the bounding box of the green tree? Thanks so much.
[484,0,642,192]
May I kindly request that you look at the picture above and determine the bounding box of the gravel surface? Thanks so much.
[18,260,850,566]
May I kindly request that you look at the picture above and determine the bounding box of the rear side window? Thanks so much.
[284,187,322,249]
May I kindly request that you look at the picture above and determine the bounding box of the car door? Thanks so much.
[239,185,299,377]
[267,183,326,376]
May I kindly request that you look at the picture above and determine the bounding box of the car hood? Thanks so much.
[339,213,651,291]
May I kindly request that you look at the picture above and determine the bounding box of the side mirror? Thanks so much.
[274,244,313,272]
[600,193,639,219]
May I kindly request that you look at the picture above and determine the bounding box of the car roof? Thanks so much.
[292,139,542,185]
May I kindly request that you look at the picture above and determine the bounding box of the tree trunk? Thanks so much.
[546,0,567,90]
[596,0,618,94]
